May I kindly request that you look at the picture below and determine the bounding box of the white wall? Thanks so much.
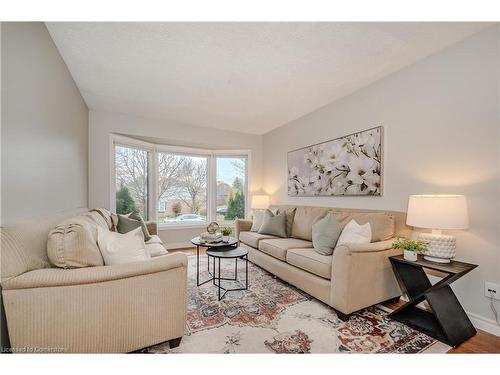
[1,23,88,225]
[89,110,263,247]
[263,26,500,333]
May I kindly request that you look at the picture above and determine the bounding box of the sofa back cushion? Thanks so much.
[333,211,394,242]
[1,208,89,282]
[280,208,296,237]
[291,206,330,241]
[272,205,401,242]
[47,211,108,268]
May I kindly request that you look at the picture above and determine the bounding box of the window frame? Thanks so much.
[214,153,249,225]
[110,134,250,230]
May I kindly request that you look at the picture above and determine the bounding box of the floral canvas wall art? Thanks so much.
[287,126,383,196]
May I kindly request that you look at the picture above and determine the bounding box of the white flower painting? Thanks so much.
[287,127,383,196]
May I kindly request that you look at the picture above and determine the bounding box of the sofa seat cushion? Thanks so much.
[286,248,332,279]
[239,231,278,248]
[258,238,313,261]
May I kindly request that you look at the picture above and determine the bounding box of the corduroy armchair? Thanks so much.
[0,208,187,353]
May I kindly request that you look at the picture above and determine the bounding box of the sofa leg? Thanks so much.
[334,310,351,322]
[169,337,182,348]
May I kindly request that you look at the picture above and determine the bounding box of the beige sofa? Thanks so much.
[0,208,187,353]
[236,205,410,320]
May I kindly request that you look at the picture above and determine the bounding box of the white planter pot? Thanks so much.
[404,249,418,261]
[222,235,229,242]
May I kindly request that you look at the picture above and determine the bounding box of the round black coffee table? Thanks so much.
[206,247,249,301]
[191,236,238,286]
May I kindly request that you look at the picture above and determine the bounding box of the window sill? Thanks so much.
[157,221,237,231]
[158,223,208,231]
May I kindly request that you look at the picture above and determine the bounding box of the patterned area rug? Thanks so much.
[142,255,450,354]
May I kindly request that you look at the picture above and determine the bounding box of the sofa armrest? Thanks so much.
[146,221,158,235]
[235,219,253,239]
[330,241,402,315]
[338,239,396,254]
[2,253,187,290]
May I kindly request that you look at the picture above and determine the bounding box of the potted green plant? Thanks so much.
[220,227,232,242]
[392,238,428,261]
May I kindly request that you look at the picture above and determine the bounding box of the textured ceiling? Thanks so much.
[46,22,491,135]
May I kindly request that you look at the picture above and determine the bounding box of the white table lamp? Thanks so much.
[406,195,468,263]
[251,195,270,210]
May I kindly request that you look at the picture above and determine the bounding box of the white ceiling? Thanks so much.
[46,22,491,135]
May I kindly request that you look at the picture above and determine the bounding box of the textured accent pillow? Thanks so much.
[258,209,287,238]
[336,219,372,247]
[312,213,342,255]
[97,227,150,265]
[128,210,152,241]
[47,213,105,269]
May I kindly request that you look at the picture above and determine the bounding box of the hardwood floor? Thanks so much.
[169,247,500,353]
[383,300,500,353]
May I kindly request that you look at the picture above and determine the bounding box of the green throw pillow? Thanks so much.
[117,211,151,242]
[258,209,287,238]
[128,210,152,242]
[312,213,342,255]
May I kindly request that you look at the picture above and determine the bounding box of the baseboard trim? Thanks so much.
[165,241,193,250]
[467,311,500,337]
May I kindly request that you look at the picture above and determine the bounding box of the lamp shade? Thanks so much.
[251,195,270,210]
[406,194,469,230]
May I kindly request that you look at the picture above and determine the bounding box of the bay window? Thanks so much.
[114,145,150,220]
[215,156,247,222]
[158,153,208,224]
[111,135,249,228]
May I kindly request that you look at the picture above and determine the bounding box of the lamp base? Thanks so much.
[417,232,456,263]
[423,255,451,263]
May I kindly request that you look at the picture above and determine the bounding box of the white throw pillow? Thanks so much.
[336,219,372,247]
[97,226,151,265]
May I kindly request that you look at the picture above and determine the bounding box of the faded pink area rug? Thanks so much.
[141,255,449,354]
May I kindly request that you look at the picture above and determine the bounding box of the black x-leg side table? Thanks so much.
[206,247,249,301]
[191,236,238,286]
[388,255,478,347]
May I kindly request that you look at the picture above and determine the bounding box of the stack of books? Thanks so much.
[200,231,223,243]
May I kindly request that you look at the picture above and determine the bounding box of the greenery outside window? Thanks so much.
[115,145,149,220]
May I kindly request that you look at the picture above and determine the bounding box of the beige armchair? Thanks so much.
[1,208,188,353]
